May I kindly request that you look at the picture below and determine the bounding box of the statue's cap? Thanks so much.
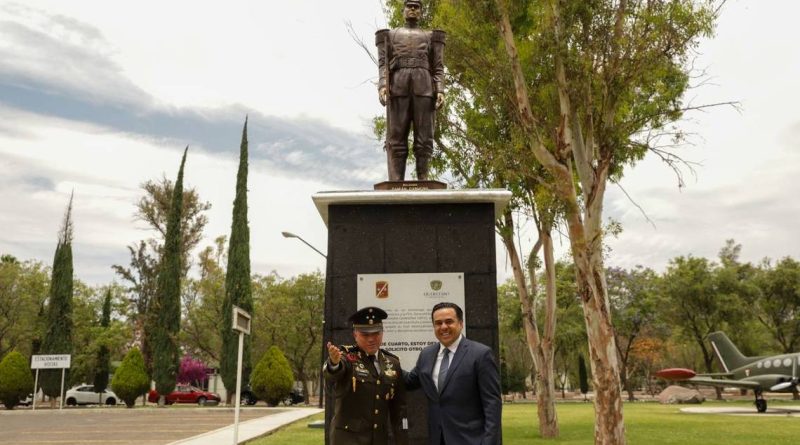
[349,306,388,333]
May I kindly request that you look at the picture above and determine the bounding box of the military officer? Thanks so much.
[376,0,445,181]
[325,307,408,445]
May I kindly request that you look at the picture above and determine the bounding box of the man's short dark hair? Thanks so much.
[431,302,463,322]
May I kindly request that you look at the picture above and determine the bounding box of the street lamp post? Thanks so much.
[281,231,327,409]
[281,231,327,259]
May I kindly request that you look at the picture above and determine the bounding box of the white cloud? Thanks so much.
[0,0,798,287]
[0,108,330,283]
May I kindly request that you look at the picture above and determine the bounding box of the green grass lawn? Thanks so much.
[248,401,799,445]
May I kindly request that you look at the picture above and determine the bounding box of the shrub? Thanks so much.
[0,351,34,410]
[111,348,150,408]
[178,355,207,386]
[250,346,293,406]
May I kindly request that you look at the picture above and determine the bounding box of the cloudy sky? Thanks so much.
[0,0,797,286]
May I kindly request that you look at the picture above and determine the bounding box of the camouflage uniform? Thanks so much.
[325,345,408,445]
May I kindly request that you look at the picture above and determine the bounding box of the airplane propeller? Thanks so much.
[769,358,798,392]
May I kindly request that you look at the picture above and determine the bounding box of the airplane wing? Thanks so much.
[686,377,761,390]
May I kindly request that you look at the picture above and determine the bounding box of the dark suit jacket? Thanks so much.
[406,337,502,445]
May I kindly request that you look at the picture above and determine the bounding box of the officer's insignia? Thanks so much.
[346,353,359,362]
[355,363,370,377]
[376,281,389,298]
[430,280,442,291]
[384,362,397,377]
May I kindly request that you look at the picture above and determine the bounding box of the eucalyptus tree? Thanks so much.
[489,1,722,441]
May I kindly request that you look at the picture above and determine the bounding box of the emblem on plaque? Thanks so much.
[376,281,389,299]
[430,280,443,291]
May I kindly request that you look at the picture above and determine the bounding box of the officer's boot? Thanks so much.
[388,145,408,181]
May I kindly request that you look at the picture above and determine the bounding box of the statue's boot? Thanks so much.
[388,146,408,181]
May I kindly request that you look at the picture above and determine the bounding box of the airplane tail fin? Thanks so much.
[707,331,749,372]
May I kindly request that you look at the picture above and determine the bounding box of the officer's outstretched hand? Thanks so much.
[327,342,342,365]
[379,87,387,106]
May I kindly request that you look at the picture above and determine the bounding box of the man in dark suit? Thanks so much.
[405,302,502,445]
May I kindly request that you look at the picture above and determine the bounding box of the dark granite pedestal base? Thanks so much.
[313,189,510,445]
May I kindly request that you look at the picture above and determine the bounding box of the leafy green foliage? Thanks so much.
[250,346,294,406]
[111,348,150,408]
[40,195,74,398]
[252,272,323,404]
[221,120,254,402]
[152,148,187,397]
[750,257,800,353]
[181,237,226,365]
[0,351,34,410]
[67,283,130,387]
[497,280,531,394]
[607,266,663,399]
[0,258,49,358]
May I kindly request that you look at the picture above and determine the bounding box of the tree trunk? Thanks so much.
[571,224,626,445]
[619,369,633,402]
[299,371,310,405]
[500,210,559,438]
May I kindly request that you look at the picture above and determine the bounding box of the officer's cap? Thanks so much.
[349,306,388,333]
[405,0,422,6]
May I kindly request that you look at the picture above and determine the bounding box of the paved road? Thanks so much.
[0,406,285,445]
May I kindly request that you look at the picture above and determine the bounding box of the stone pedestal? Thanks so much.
[313,189,511,445]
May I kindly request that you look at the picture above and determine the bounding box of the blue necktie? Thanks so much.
[438,348,450,392]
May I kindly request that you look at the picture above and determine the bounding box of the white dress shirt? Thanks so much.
[433,335,462,391]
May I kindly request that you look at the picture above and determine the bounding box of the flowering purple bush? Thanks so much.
[178,355,208,385]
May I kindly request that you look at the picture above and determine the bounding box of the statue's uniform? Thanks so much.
[324,345,408,445]
[377,26,445,181]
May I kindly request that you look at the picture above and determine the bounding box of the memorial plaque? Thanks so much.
[357,272,465,366]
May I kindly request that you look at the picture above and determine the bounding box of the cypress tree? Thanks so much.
[40,193,75,400]
[151,148,187,402]
[578,354,589,401]
[220,118,253,404]
[93,289,112,403]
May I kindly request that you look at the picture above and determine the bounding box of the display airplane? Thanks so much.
[656,331,800,413]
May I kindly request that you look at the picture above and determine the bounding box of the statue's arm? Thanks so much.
[431,30,446,108]
[376,29,390,106]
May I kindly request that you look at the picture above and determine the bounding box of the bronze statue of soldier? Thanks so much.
[376,0,445,182]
